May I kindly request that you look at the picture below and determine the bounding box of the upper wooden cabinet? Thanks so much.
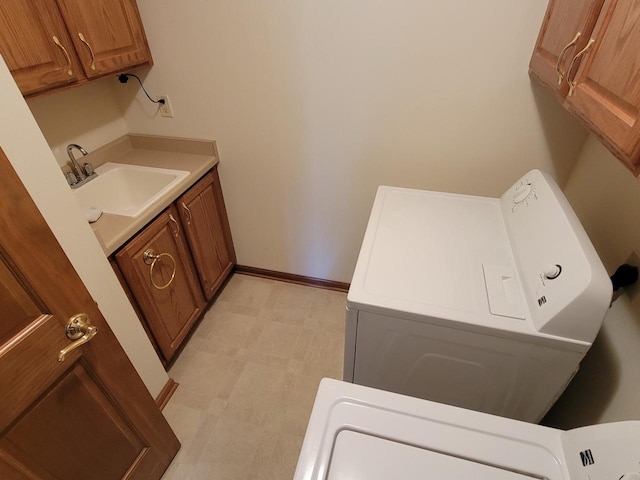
[529,0,604,99]
[530,0,640,175]
[0,1,83,94]
[0,0,152,97]
[56,0,152,79]
[566,1,640,170]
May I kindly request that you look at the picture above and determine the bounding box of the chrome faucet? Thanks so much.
[67,144,89,180]
[65,144,97,188]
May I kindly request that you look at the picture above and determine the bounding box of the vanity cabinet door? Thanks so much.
[115,205,205,363]
[0,0,84,96]
[56,0,152,78]
[177,167,236,301]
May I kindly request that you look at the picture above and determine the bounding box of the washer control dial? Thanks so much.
[544,264,562,280]
[513,182,532,204]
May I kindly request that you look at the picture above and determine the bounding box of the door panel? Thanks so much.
[0,257,43,345]
[0,313,70,433]
[3,362,145,479]
[0,147,179,479]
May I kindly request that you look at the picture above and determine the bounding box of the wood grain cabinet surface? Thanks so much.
[0,0,152,97]
[530,0,640,175]
[112,167,236,366]
[177,167,237,301]
[115,205,205,364]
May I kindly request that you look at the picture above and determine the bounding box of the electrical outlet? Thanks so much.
[158,95,174,118]
[624,250,640,302]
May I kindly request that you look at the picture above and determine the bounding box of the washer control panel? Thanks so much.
[562,421,640,480]
[512,180,534,205]
[499,170,611,342]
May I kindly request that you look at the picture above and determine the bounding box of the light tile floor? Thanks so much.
[161,273,346,479]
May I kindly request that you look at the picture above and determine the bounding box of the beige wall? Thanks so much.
[27,78,128,167]
[543,136,640,428]
[0,57,169,399]
[113,0,588,282]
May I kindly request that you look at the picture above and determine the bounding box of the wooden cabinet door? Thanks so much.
[178,169,236,301]
[0,0,83,96]
[115,206,205,363]
[0,148,179,479]
[55,0,152,78]
[566,0,640,171]
[529,0,604,98]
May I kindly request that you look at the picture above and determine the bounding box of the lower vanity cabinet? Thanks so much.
[115,205,206,364]
[177,167,236,300]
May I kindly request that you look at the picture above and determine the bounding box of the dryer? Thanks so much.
[294,379,640,480]
[344,169,611,422]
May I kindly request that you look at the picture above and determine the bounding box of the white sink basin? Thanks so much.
[73,163,189,217]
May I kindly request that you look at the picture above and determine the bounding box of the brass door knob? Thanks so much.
[58,313,98,362]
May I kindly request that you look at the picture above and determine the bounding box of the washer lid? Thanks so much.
[294,379,567,480]
[353,187,509,312]
[328,430,538,480]
[347,186,535,337]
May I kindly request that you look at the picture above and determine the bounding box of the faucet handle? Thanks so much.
[83,162,95,176]
[65,171,77,186]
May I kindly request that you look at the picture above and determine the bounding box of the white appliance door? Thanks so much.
[353,311,583,422]
[328,430,539,479]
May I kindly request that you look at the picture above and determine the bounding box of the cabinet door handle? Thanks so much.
[143,249,177,290]
[181,202,192,225]
[567,39,595,97]
[77,32,96,71]
[52,36,73,76]
[556,32,581,85]
[169,213,180,237]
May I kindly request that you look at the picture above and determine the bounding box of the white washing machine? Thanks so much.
[294,378,640,480]
[344,170,612,422]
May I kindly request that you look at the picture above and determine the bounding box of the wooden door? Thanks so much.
[566,0,640,171]
[529,0,604,98]
[178,169,236,301]
[115,206,205,363]
[55,0,152,78]
[0,0,83,96]
[0,148,179,479]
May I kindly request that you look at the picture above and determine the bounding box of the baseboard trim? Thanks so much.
[155,378,179,411]
[235,265,350,293]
